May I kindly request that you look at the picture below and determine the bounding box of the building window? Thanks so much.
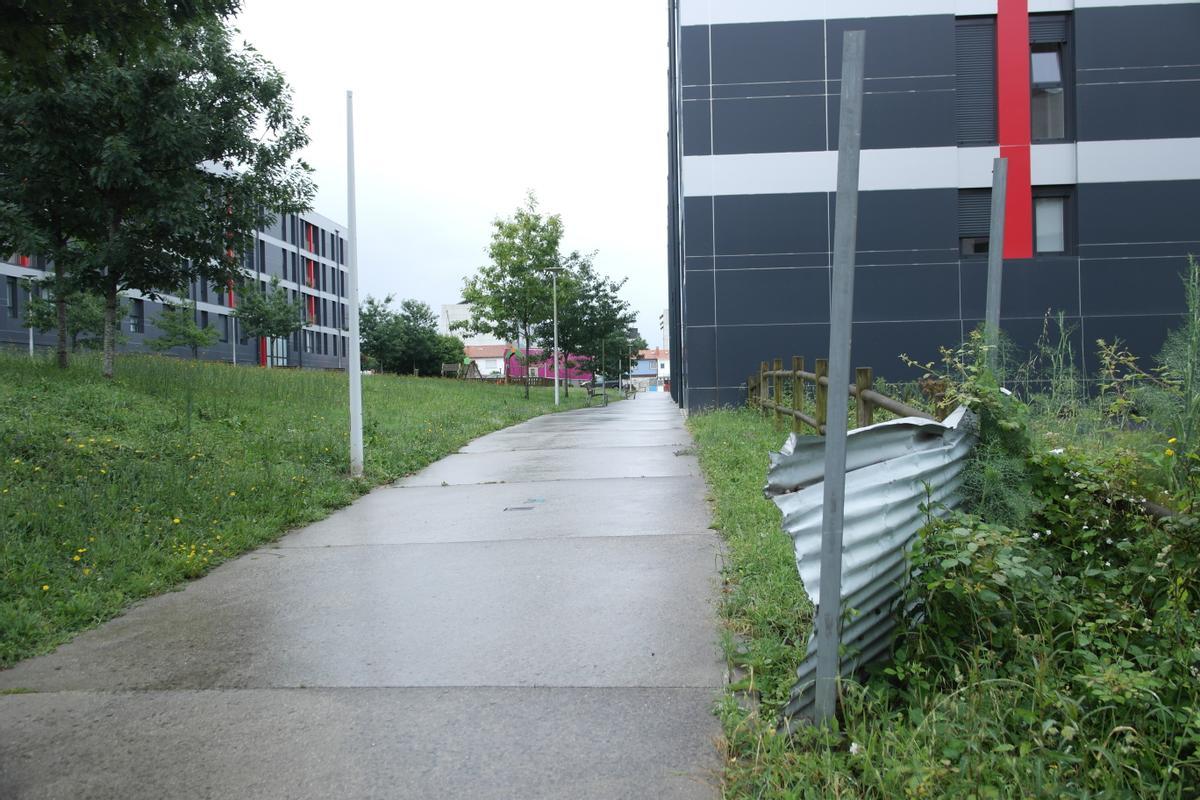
[128,299,145,334]
[1033,189,1073,255]
[957,189,992,258]
[1029,13,1071,142]
[199,310,209,329]
[304,330,315,353]
[1031,46,1065,140]
[954,17,997,146]
[5,277,17,319]
[220,315,229,343]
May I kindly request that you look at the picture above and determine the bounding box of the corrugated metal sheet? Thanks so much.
[765,406,978,722]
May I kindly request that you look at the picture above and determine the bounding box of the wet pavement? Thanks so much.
[0,392,724,799]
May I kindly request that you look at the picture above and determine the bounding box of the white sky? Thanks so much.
[234,0,670,347]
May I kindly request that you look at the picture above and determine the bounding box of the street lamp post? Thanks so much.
[548,266,563,407]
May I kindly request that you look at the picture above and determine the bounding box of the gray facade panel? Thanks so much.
[1078,82,1200,142]
[827,89,958,151]
[710,20,824,85]
[715,323,831,391]
[1078,181,1200,245]
[681,101,712,156]
[853,263,959,323]
[683,197,714,256]
[825,15,955,82]
[680,25,710,86]
[715,268,830,326]
[713,193,828,256]
[713,96,827,155]
[1076,4,1200,70]
[685,325,717,388]
[1081,257,1191,318]
[684,274,715,327]
[855,189,956,253]
[960,256,1081,320]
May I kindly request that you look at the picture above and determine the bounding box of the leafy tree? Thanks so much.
[0,1,243,369]
[149,298,219,359]
[21,280,123,351]
[0,1,240,78]
[234,276,302,357]
[460,193,560,398]
[536,252,639,386]
[359,295,464,375]
[0,19,313,378]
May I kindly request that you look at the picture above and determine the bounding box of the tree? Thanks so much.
[234,276,302,361]
[0,18,313,378]
[359,295,465,375]
[21,280,123,351]
[460,193,560,398]
[0,1,243,369]
[149,298,219,359]
[536,252,639,386]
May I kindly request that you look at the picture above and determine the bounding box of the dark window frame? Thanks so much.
[1032,185,1075,256]
[1029,13,1074,143]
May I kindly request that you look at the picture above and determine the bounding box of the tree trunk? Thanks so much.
[102,282,118,379]
[523,328,530,400]
[54,262,68,369]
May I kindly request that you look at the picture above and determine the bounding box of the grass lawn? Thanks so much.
[0,352,599,666]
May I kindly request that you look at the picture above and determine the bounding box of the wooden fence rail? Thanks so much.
[746,357,934,434]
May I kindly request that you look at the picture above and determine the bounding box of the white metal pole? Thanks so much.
[346,90,364,478]
[553,270,560,406]
[814,29,866,726]
[28,325,33,358]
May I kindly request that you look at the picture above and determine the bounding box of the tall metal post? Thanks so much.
[985,157,1008,374]
[552,269,560,406]
[815,29,866,726]
[346,90,364,478]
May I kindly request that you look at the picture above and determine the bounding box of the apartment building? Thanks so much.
[0,210,351,369]
[666,0,1200,410]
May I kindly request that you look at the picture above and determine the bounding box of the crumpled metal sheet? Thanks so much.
[766,406,978,722]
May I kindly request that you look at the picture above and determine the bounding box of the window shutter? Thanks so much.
[955,19,997,146]
[958,190,992,238]
[1029,14,1068,44]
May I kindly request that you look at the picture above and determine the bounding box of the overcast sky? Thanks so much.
[234,0,670,348]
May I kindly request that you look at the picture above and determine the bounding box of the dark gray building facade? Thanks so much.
[667,0,1200,410]
[1,210,351,369]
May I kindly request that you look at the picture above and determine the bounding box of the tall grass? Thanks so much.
[0,352,593,665]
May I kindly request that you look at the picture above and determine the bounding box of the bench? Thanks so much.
[584,381,609,407]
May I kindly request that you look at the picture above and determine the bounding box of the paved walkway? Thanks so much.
[0,392,724,799]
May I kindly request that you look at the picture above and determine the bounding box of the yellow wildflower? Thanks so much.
[1166,448,1176,457]
[72,555,80,562]
[172,518,181,524]
[82,568,91,576]
[41,585,49,591]
[1169,437,1178,444]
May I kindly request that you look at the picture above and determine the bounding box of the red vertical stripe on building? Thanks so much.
[997,0,1033,258]
[259,337,267,366]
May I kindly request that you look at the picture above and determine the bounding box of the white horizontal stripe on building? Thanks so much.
[680,0,1194,26]
[681,137,1200,196]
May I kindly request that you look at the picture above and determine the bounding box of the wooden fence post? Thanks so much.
[855,367,874,428]
[815,358,828,431]
[792,356,803,433]
[773,358,783,425]
[760,361,770,417]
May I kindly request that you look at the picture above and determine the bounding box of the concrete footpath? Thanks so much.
[0,392,724,799]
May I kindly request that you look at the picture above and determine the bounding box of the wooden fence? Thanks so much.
[747,357,934,434]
